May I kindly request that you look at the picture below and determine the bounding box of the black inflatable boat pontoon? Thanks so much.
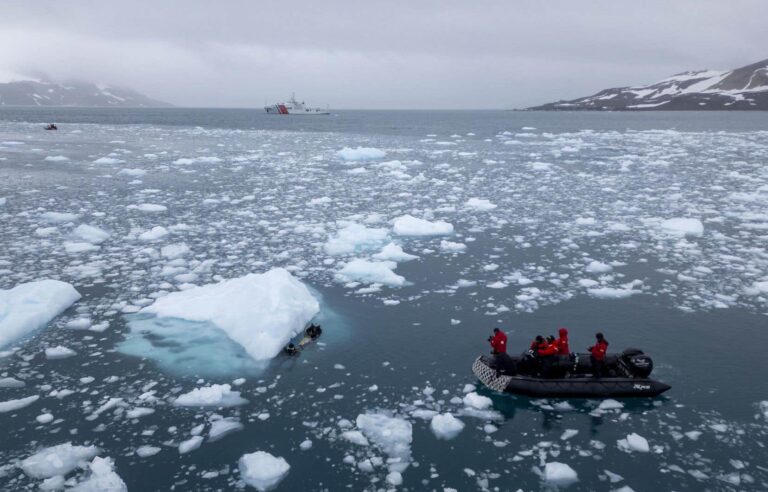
[472,348,671,398]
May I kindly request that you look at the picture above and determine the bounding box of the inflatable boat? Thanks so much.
[472,348,671,398]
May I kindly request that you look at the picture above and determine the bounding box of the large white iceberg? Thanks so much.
[239,451,290,491]
[141,268,319,361]
[393,215,454,236]
[0,280,81,348]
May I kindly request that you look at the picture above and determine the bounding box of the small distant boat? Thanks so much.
[265,93,330,115]
[44,123,58,131]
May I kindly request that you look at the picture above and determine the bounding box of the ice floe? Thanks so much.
[0,280,81,348]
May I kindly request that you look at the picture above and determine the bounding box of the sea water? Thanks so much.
[0,108,767,490]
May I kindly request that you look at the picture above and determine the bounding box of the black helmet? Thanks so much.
[596,332,604,341]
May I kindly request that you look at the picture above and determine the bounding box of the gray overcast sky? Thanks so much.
[1,1,766,109]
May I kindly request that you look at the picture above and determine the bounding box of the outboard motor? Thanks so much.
[621,348,654,378]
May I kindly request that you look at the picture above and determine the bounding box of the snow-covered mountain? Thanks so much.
[0,80,172,107]
[528,58,768,110]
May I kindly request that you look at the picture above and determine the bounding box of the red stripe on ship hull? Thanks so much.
[278,104,288,114]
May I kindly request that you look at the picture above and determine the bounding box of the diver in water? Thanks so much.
[588,332,609,377]
[488,327,507,354]
[305,324,322,339]
[284,343,299,356]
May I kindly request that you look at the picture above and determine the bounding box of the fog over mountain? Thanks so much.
[0,79,171,107]
[1,1,767,109]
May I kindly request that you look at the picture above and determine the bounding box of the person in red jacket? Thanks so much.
[488,328,507,354]
[556,327,570,355]
[588,332,609,377]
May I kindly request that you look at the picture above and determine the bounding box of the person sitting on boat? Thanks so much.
[531,335,558,377]
[488,327,507,354]
[588,332,609,377]
[556,327,570,355]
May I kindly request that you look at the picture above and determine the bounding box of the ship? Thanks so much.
[265,93,330,115]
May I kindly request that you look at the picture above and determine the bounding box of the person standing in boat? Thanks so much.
[488,327,507,354]
[588,332,609,377]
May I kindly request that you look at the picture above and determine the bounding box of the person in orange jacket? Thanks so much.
[556,327,570,355]
[488,327,507,354]
[588,332,609,377]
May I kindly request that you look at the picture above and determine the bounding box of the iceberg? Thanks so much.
[0,280,81,348]
[141,268,319,361]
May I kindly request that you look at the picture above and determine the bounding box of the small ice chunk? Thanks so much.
[299,439,313,450]
[69,456,127,492]
[373,243,419,262]
[336,259,405,287]
[341,430,370,446]
[440,240,467,253]
[0,395,39,413]
[660,218,704,238]
[0,280,81,348]
[20,443,99,478]
[135,446,161,458]
[393,215,454,236]
[125,407,155,419]
[324,223,389,255]
[598,399,624,410]
[561,429,579,440]
[178,435,203,454]
[465,198,497,211]
[138,226,169,242]
[586,261,612,274]
[173,384,248,407]
[462,392,492,410]
[542,462,579,485]
[73,224,110,244]
[238,451,290,491]
[45,346,77,359]
[0,377,25,388]
[386,471,403,486]
[430,413,465,440]
[336,147,386,161]
[208,418,243,441]
[617,433,649,453]
[356,413,413,473]
[36,413,54,424]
